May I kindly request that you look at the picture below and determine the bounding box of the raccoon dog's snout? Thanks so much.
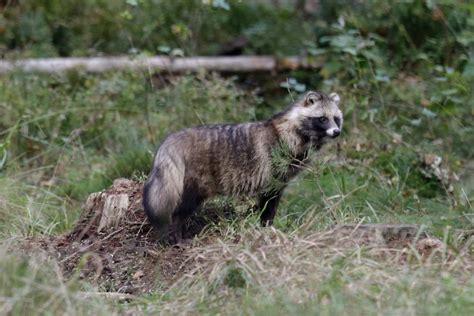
[327,128,341,138]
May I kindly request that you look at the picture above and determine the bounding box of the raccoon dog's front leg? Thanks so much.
[258,189,284,226]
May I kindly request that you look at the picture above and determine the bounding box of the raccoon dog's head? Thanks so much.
[290,91,343,144]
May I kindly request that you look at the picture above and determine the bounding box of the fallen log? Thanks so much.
[0,55,321,74]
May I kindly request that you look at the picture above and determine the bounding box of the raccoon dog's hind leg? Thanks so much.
[170,181,206,243]
[143,159,185,242]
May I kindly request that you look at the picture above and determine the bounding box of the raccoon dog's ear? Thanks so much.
[304,91,322,106]
[329,92,340,105]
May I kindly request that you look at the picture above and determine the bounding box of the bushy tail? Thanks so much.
[142,158,185,237]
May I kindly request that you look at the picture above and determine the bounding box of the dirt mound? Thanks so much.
[21,179,445,294]
[23,178,228,294]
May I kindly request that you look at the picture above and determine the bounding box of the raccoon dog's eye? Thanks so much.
[319,117,328,123]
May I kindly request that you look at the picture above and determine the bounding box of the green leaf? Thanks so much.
[462,59,474,78]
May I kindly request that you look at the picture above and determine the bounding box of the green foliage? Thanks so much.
[317,0,472,69]
[1,0,312,57]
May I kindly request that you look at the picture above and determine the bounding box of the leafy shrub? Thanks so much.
[1,0,312,57]
[317,0,472,69]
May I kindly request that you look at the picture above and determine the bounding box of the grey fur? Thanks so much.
[143,91,343,242]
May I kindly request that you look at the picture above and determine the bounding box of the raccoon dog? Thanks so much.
[143,91,342,243]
